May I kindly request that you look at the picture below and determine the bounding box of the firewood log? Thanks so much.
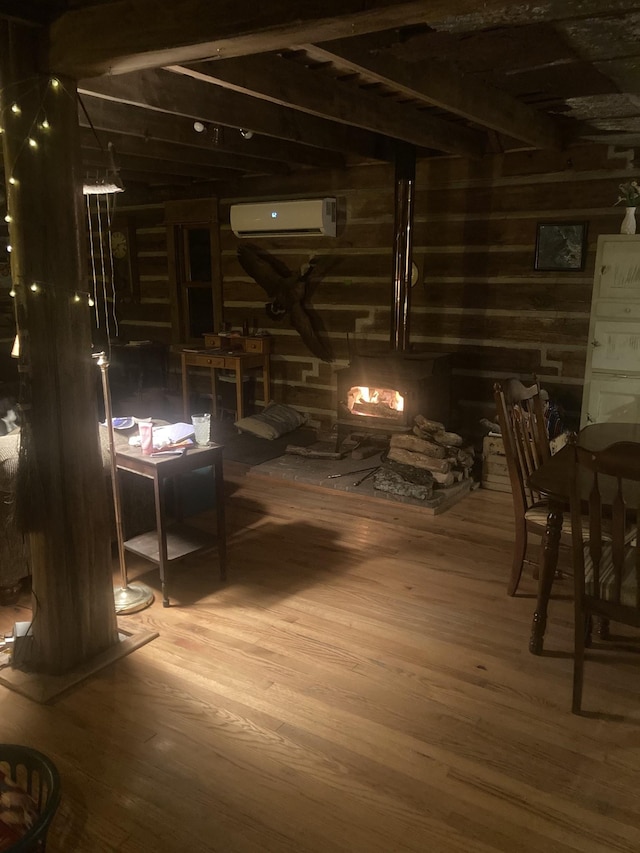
[456,450,475,468]
[432,430,464,447]
[387,446,452,474]
[414,415,445,433]
[389,433,446,458]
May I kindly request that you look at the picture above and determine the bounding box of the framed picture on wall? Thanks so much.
[534,221,588,271]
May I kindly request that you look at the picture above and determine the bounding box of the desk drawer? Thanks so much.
[245,338,270,353]
[596,301,640,319]
[188,354,226,368]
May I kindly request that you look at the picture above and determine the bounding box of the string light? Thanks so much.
[50,78,60,90]
[9,288,15,298]
[39,118,50,130]
[8,177,17,185]
[27,137,37,149]
[10,103,20,115]
[29,282,38,292]
[4,214,12,223]
[72,291,95,307]
[6,245,12,253]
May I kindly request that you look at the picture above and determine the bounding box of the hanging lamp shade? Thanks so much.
[83,141,124,195]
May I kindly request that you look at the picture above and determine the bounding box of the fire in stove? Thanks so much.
[347,385,405,420]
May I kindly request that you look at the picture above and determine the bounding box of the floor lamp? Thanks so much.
[95,352,154,614]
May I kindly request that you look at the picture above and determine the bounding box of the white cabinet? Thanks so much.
[581,235,640,427]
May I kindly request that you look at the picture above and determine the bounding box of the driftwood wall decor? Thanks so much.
[237,243,334,362]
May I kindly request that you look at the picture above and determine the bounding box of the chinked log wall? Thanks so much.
[79,141,630,432]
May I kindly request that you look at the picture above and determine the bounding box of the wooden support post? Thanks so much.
[0,21,118,674]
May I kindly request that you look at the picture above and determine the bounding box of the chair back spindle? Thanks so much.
[569,441,640,712]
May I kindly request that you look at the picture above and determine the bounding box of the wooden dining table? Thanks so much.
[527,421,640,654]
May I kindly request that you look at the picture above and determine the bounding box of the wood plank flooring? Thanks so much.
[1,465,640,852]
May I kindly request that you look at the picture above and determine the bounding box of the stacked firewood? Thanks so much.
[386,415,475,488]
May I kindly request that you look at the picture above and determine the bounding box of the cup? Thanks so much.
[138,421,154,455]
[191,413,211,446]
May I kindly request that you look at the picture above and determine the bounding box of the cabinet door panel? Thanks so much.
[590,320,640,372]
[599,238,640,299]
[582,376,640,426]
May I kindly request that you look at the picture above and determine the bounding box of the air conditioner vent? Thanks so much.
[230,198,337,238]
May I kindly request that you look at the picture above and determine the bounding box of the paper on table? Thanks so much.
[153,422,195,447]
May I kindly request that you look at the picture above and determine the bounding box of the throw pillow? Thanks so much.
[234,403,307,440]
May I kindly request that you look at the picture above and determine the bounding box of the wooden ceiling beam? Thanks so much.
[82,150,238,181]
[170,56,486,158]
[78,95,345,170]
[48,0,626,79]
[303,41,565,150]
[0,1,51,26]
[79,69,393,161]
[79,127,290,175]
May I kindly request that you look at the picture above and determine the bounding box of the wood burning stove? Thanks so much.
[336,353,451,443]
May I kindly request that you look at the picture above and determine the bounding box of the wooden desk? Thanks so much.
[116,443,227,607]
[528,422,640,654]
[180,334,271,422]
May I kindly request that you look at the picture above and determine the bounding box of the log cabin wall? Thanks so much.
[218,141,630,433]
[1,141,629,432]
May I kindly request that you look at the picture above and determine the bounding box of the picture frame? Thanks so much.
[534,221,588,272]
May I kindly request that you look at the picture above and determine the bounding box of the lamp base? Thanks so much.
[114,582,154,615]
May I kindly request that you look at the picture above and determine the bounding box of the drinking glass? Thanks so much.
[138,422,154,455]
[191,413,211,446]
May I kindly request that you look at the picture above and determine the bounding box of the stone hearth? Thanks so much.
[245,445,475,515]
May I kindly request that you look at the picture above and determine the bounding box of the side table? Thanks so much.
[115,443,227,607]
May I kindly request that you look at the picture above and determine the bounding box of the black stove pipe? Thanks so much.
[390,143,416,353]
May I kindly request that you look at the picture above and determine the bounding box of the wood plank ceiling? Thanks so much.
[2,1,640,199]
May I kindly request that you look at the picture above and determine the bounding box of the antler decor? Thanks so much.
[238,243,334,362]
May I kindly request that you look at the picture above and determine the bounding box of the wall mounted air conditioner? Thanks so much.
[230,198,337,237]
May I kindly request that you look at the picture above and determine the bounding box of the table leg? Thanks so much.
[211,368,218,419]
[529,500,563,654]
[263,354,271,406]
[214,457,227,581]
[153,472,171,607]
[235,362,243,421]
[181,353,189,421]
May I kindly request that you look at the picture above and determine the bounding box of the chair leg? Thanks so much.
[508,523,527,596]
[572,610,587,714]
[597,616,610,640]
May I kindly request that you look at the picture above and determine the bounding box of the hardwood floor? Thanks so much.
[1,466,640,852]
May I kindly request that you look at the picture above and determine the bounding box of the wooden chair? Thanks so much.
[569,441,640,714]
[493,378,558,595]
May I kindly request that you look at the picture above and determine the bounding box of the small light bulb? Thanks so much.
[28,138,37,149]
[4,214,12,223]
[193,121,206,133]
[30,282,38,292]
[6,245,12,253]
[73,293,81,303]
[8,177,17,185]
[88,296,95,307]
[10,103,20,115]
[0,127,4,134]
[50,78,60,89]
[40,119,50,130]
[9,288,15,298]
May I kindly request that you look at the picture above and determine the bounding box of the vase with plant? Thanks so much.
[615,180,640,234]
